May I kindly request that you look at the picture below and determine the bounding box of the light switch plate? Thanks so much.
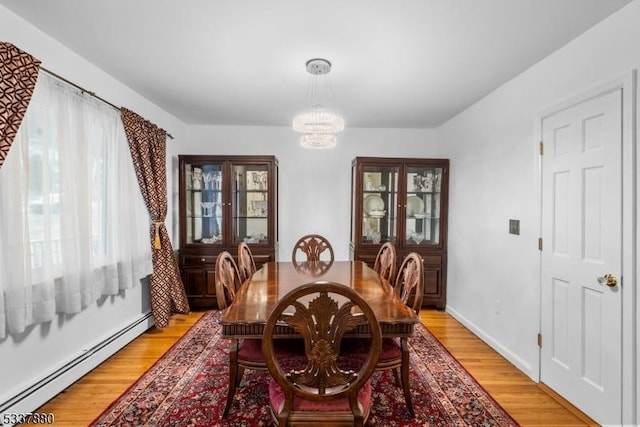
[509,219,520,235]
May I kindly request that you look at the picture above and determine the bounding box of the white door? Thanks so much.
[540,89,622,425]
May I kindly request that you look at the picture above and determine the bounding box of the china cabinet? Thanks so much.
[178,155,278,309]
[349,157,449,308]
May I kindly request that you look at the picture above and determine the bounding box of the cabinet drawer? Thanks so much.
[354,254,377,268]
[253,254,272,267]
[181,255,217,265]
[421,255,442,266]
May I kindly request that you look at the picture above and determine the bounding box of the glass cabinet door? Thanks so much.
[361,165,399,244]
[184,161,224,245]
[405,165,443,246]
[232,163,270,245]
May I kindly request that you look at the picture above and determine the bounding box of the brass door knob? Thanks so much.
[597,274,618,287]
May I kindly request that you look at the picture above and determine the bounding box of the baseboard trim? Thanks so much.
[445,305,535,379]
[0,312,155,415]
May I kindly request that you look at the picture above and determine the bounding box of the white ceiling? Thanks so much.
[1,0,632,128]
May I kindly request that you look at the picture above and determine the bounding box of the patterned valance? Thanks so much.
[0,42,41,169]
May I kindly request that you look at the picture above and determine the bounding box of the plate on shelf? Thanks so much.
[413,213,428,219]
[406,196,424,216]
[369,209,386,218]
[364,195,385,215]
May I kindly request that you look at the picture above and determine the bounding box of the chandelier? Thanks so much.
[293,58,344,149]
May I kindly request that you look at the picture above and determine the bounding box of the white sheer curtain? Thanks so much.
[0,72,152,339]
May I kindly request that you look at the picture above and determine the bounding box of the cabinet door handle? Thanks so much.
[201,258,206,262]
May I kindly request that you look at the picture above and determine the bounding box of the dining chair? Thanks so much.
[381,251,424,417]
[343,251,423,418]
[237,242,256,284]
[215,251,304,418]
[373,241,397,284]
[215,251,268,418]
[262,281,382,427]
[291,233,334,263]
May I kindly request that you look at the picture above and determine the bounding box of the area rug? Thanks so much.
[92,311,518,426]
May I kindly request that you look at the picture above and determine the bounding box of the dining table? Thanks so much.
[220,260,419,339]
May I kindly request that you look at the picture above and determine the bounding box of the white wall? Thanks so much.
[438,0,639,421]
[0,6,187,414]
[169,126,439,261]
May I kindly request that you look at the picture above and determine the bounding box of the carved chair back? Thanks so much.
[237,242,257,283]
[394,252,424,315]
[373,242,397,284]
[291,234,335,263]
[262,281,381,426]
[215,251,242,309]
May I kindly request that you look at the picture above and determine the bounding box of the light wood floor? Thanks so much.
[30,310,596,426]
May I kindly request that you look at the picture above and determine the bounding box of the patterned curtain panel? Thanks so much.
[0,42,41,169]
[121,107,189,327]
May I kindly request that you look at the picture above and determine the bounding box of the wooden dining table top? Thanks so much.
[220,260,419,338]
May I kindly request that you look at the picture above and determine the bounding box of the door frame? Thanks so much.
[536,70,637,424]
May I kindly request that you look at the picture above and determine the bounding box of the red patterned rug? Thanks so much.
[92,311,518,426]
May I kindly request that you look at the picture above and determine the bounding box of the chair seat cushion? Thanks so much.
[238,338,304,362]
[268,355,372,412]
[342,337,402,361]
[268,377,372,412]
[238,339,264,362]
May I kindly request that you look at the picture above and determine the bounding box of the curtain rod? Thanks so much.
[40,66,174,140]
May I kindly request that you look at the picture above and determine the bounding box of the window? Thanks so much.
[0,72,152,338]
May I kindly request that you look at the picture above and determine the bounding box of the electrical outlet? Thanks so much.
[509,219,520,235]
